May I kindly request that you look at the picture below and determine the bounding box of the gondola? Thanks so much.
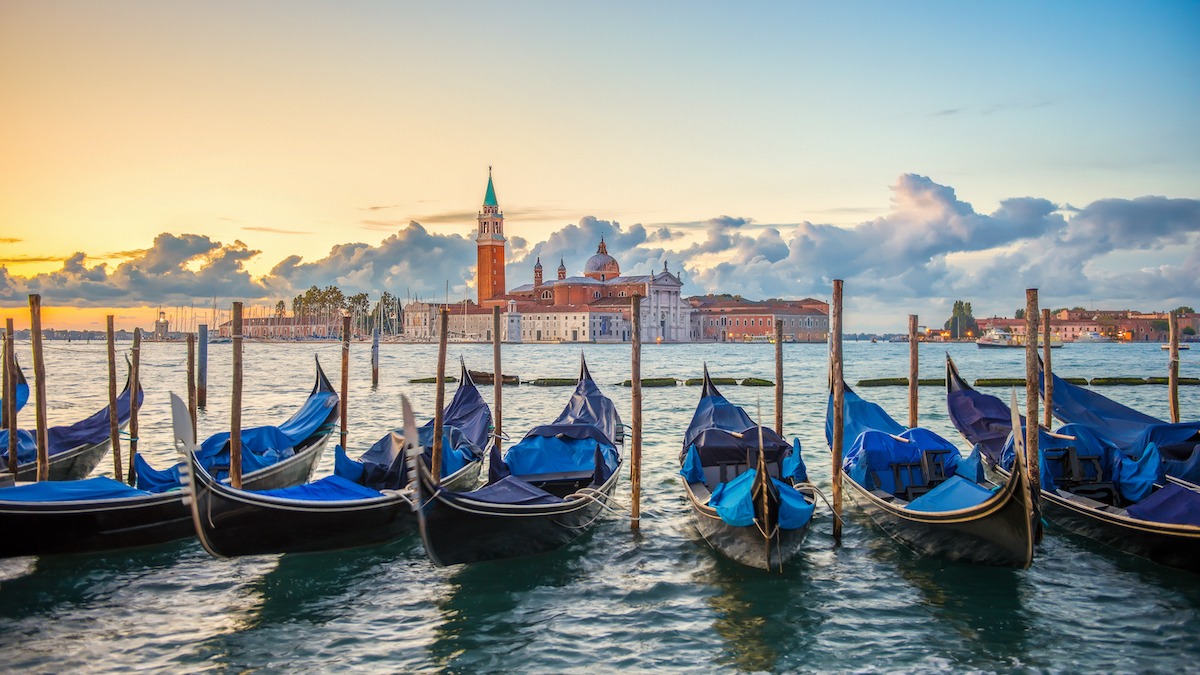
[826,381,1035,568]
[186,363,492,557]
[0,350,29,424]
[679,366,815,571]
[0,357,338,558]
[1038,366,1200,485]
[946,354,1200,573]
[415,354,623,566]
[0,356,142,481]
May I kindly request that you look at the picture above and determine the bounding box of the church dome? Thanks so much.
[583,237,620,279]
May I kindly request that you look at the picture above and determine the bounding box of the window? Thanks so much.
[594,291,600,299]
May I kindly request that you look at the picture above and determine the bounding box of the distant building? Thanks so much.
[689,296,829,342]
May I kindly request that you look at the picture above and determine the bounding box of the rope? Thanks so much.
[805,482,845,526]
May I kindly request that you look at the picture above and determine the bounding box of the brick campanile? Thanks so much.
[476,167,506,304]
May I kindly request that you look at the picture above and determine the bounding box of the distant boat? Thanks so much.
[976,328,1062,349]
[1161,344,1191,350]
[1074,331,1113,344]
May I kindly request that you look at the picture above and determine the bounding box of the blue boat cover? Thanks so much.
[957,445,987,483]
[252,474,384,501]
[0,355,29,426]
[843,428,962,495]
[1042,370,1163,449]
[454,475,565,505]
[947,382,1020,463]
[907,475,995,512]
[998,424,1163,503]
[825,386,905,449]
[0,374,142,466]
[137,377,337,492]
[708,468,815,529]
[0,476,151,502]
[549,358,622,446]
[1126,482,1200,527]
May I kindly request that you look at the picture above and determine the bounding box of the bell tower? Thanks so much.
[476,167,506,304]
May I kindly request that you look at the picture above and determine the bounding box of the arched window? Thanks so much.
[541,291,552,300]
[594,291,600,299]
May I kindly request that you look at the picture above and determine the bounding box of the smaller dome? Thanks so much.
[583,237,620,278]
[534,256,542,270]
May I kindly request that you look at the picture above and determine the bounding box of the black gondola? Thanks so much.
[0,355,142,481]
[0,357,338,558]
[946,354,1200,573]
[187,363,492,557]
[415,354,623,566]
[826,381,1035,568]
[680,366,815,571]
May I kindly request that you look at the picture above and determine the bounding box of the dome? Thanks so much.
[583,237,620,279]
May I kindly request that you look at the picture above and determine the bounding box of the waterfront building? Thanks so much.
[689,296,829,342]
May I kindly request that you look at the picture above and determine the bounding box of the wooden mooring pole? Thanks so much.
[1169,312,1180,424]
[1042,308,1054,429]
[831,280,845,545]
[187,334,197,444]
[1024,290,1040,507]
[371,325,380,388]
[127,327,141,485]
[230,302,244,489]
[908,314,918,429]
[197,323,208,408]
[774,320,784,435]
[106,316,123,483]
[341,312,351,450]
[431,308,449,485]
[29,295,49,482]
[4,320,15,476]
[492,306,503,454]
[631,295,643,532]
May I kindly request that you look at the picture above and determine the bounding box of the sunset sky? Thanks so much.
[2,2,1197,332]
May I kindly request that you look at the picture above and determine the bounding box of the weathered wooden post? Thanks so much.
[4,320,15,476]
[775,319,784,435]
[908,314,918,429]
[127,327,141,484]
[187,333,197,444]
[340,312,351,450]
[29,295,49,482]
[106,316,124,483]
[431,308,449,484]
[1024,290,1040,501]
[831,280,845,545]
[197,323,208,408]
[371,324,380,388]
[1169,312,1180,424]
[492,306,503,454]
[1042,308,1054,429]
[230,302,244,489]
[631,295,643,532]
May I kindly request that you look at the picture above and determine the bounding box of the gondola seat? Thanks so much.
[1043,444,1118,505]
[702,460,782,490]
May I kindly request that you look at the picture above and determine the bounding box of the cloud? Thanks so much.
[242,226,313,235]
[0,238,22,244]
[0,255,69,265]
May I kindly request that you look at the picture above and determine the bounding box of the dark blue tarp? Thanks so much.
[455,475,565,505]
[252,474,384,501]
[1042,370,1163,449]
[707,468,815,529]
[843,428,962,495]
[0,372,142,466]
[137,378,337,493]
[0,476,150,502]
[549,358,621,446]
[680,369,804,475]
[907,475,995,512]
[947,383,1019,463]
[825,386,906,450]
[998,423,1162,503]
[1126,482,1200,527]
[0,355,29,426]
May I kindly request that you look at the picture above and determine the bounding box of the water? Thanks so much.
[1,339,1199,673]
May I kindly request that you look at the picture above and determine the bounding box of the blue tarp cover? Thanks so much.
[0,358,28,425]
[0,376,142,465]
[503,430,619,478]
[825,386,906,449]
[843,428,962,496]
[252,474,383,501]
[999,424,1163,503]
[708,468,815,530]
[1043,370,1163,449]
[1126,483,1200,527]
[454,475,565,505]
[550,360,622,446]
[0,476,151,502]
[907,475,995,512]
[947,384,1019,463]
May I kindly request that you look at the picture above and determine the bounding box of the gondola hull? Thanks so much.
[16,436,114,482]
[189,456,481,557]
[0,433,330,558]
[416,461,620,566]
[684,479,812,570]
[841,465,1035,568]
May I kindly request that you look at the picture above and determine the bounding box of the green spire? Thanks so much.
[483,166,498,207]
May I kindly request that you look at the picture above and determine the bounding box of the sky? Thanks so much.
[1,1,1198,332]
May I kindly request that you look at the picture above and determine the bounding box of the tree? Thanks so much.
[1185,326,1197,336]
[944,300,979,338]
[1151,319,1170,332]
[1014,308,1025,320]
[274,300,286,318]
[1173,306,1195,315]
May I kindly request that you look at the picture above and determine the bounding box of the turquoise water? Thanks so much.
[1,340,1198,673]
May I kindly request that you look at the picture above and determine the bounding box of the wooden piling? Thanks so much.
[127,327,141,484]
[106,316,123,483]
[197,323,208,408]
[631,296,643,532]
[1042,308,1054,429]
[230,302,243,489]
[831,280,845,545]
[492,306,503,454]
[371,325,380,388]
[29,295,49,482]
[341,313,351,450]
[774,320,784,435]
[908,314,918,429]
[431,308,449,485]
[187,334,197,444]
[1169,312,1180,424]
[4,320,15,476]
[1024,290,1040,500]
